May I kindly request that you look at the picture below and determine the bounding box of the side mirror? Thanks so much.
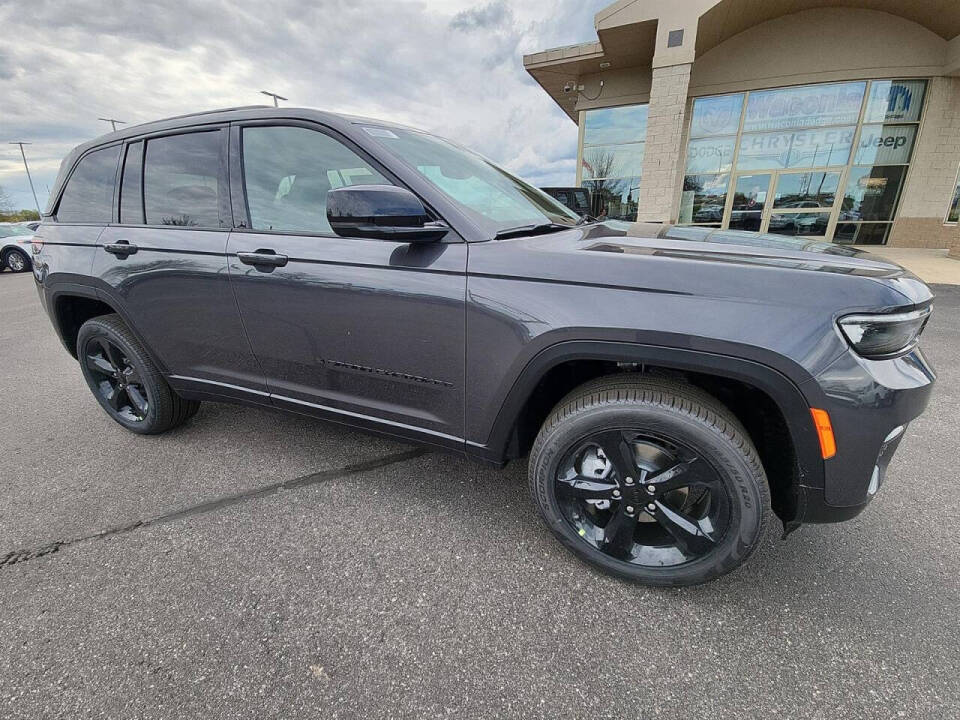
[326,185,448,242]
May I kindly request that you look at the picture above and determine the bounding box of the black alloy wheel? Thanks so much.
[555,430,730,567]
[77,313,201,435]
[84,336,150,423]
[529,375,768,586]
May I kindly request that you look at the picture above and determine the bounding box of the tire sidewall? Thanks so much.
[77,320,162,433]
[531,403,765,586]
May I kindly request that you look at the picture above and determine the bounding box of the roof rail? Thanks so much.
[118,105,273,133]
[159,104,272,121]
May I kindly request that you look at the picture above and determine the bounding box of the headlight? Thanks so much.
[838,307,931,359]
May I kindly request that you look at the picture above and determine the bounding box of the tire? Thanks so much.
[76,314,201,435]
[2,248,30,273]
[528,374,769,586]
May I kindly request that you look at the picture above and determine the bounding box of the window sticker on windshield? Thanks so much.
[362,127,399,139]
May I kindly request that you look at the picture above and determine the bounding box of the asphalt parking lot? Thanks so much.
[1,269,958,719]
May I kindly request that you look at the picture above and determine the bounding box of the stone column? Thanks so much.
[635,62,692,224]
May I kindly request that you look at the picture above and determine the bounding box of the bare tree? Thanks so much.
[583,149,619,218]
[583,148,616,184]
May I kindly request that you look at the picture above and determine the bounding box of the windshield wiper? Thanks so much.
[494,222,575,240]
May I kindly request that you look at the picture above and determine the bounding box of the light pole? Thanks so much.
[98,117,126,132]
[260,90,288,107]
[8,142,41,216]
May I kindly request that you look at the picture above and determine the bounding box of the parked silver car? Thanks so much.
[0,224,34,272]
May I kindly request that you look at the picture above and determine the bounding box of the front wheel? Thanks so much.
[528,376,769,586]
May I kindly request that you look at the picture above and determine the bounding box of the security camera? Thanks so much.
[562,81,575,94]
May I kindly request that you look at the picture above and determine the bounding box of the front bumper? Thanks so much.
[797,344,935,524]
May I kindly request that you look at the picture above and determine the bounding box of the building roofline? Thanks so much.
[525,0,960,120]
[522,42,604,70]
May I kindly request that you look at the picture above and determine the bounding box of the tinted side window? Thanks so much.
[119,141,144,224]
[144,132,221,227]
[573,190,590,213]
[241,126,391,233]
[56,145,120,223]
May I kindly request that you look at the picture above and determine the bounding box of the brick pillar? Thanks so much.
[635,63,692,223]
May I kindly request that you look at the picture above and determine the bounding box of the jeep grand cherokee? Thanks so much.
[31,106,935,585]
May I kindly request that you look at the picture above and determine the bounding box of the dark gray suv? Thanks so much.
[32,106,935,586]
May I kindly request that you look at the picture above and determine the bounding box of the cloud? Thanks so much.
[450,1,510,32]
[0,0,607,210]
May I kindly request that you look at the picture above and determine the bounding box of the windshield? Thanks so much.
[360,125,580,236]
[0,225,33,238]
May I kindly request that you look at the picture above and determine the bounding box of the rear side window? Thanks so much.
[119,141,144,224]
[573,190,590,214]
[56,145,121,223]
[241,126,391,233]
[144,132,221,227]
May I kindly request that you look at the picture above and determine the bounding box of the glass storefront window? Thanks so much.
[864,80,926,123]
[945,169,960,224]
[582,177,641,221]
[583,105,649,146]
[841,166,906,221]
[581,144,646,181]
[686,137,736,174]
[834,222,891,245]
[768,212,830,237]
[854,125,916,165]
[571,77,929,242]
[679,79,927,244]
[679,173,729,224]
[728,174,771,232]
[773,172,840,209]
[737,127,855,170]
[690,94,744,137]
[580,104,648,219]
[743,81,866,132]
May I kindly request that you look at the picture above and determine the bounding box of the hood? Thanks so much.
[470,220,932,312]
[609,222,931,306]
[600,221,904,277]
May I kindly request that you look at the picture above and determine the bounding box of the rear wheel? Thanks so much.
[2,248,30,273]
[77,314,200,434]
[528,375,769,586]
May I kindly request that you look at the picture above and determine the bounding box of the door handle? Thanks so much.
[237,250,288,268]
[104,241,138,257]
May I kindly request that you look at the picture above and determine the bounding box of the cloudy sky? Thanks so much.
[0,0,608,212]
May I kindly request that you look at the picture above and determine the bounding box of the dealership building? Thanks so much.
[524,0,960,253]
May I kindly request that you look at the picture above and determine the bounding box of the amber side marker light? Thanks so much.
[810,408,837,459]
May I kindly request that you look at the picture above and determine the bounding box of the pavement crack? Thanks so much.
[0,447,428,570]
